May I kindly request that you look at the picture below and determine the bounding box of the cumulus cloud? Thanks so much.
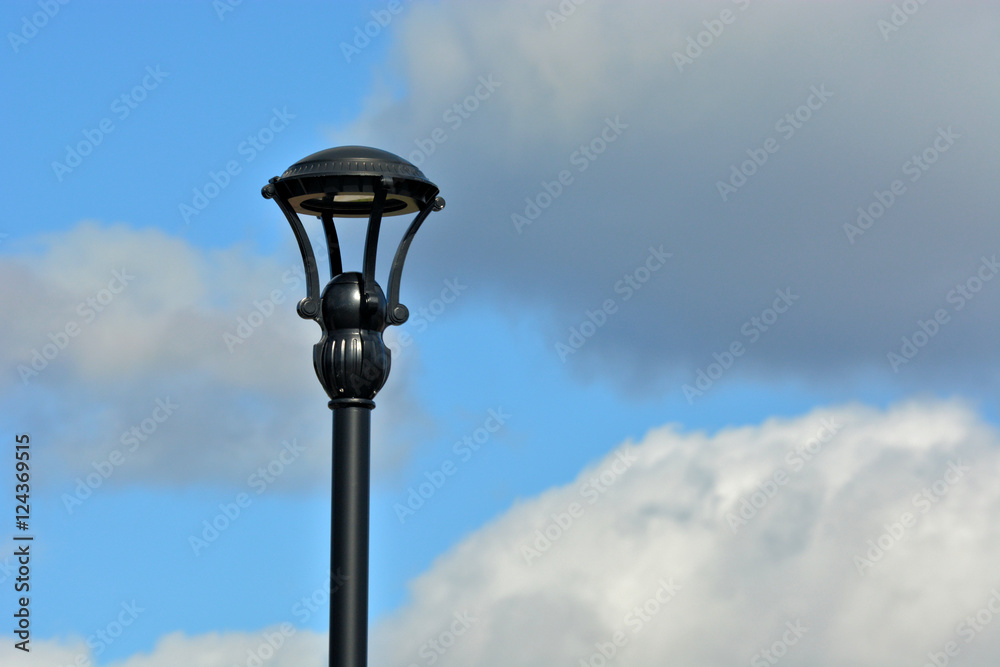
[12,400,998,666]
[336,0,1000,397]
[367,399,1000,667]
[0,221,435,491]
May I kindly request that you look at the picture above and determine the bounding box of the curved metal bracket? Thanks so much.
[262,180,322,322]
[361,178,390,313]
[385,196,445,326]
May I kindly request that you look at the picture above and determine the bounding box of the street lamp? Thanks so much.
[262,146,445,667]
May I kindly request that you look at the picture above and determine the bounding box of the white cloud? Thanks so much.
[13,400,1000,666]
[366,399,1000,666]
[0,637,88,667]
[0,628,326,667]
[105,629,326,667]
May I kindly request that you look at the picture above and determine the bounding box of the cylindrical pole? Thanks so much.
[330,402,372,667]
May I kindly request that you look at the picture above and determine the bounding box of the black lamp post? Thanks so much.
[262,146,444,667]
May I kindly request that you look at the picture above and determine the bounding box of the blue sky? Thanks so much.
[3,2,1000,666]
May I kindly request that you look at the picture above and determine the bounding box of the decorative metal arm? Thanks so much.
[361,179,389,315]
[262,179,322,323]
[385,196,446,326]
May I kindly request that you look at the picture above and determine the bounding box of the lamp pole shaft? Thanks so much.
[331,404,372,667]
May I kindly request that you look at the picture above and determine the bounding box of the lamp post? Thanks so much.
[262,146,445,667]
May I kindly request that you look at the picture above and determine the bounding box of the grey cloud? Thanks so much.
[336,1,1000,398]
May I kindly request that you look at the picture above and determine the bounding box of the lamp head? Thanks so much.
[270,145,439,218]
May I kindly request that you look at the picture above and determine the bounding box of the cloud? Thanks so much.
[0,628,326,667]
[14,399,999,666]
[367,399,1000,667]
[337,0,1000,397]
[0,637,89,667]
[0,221,436,491]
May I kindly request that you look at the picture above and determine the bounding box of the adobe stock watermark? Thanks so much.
[0,552,17,586]
[391,278,468,347]
[877,0,929,42]
[887,254,998,372]
[290,568,349,625]
[188,438,307,556]
[340,0,412,63]
[750,620,808,667]
[511,116,628,234]
[844,126,960,244]
[726,417,842,533]
[672,0,751,73]
[180,107,295,224]
[212,0,242,21]
[55,601,145,667]
[406,74,501,168]
[405,611,478,667]
[921,587,1000,667]
[521,445,637,565]
[224,265,306,352]
[349,277,468,396]
[52,66,169,182]
[18,268,135,384]
[221,571,346,667]
[555,244,672,362]
[231,624,297,667]
[7,0,70,54]
[853,459,971,575]
[62,397,179,514]
[393,407,510,523]
[578,578,682,667]
[682,287,799,404]
[717,84,833,202]
[545,0,587,31]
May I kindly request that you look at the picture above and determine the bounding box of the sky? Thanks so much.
[2,1,1000,666]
